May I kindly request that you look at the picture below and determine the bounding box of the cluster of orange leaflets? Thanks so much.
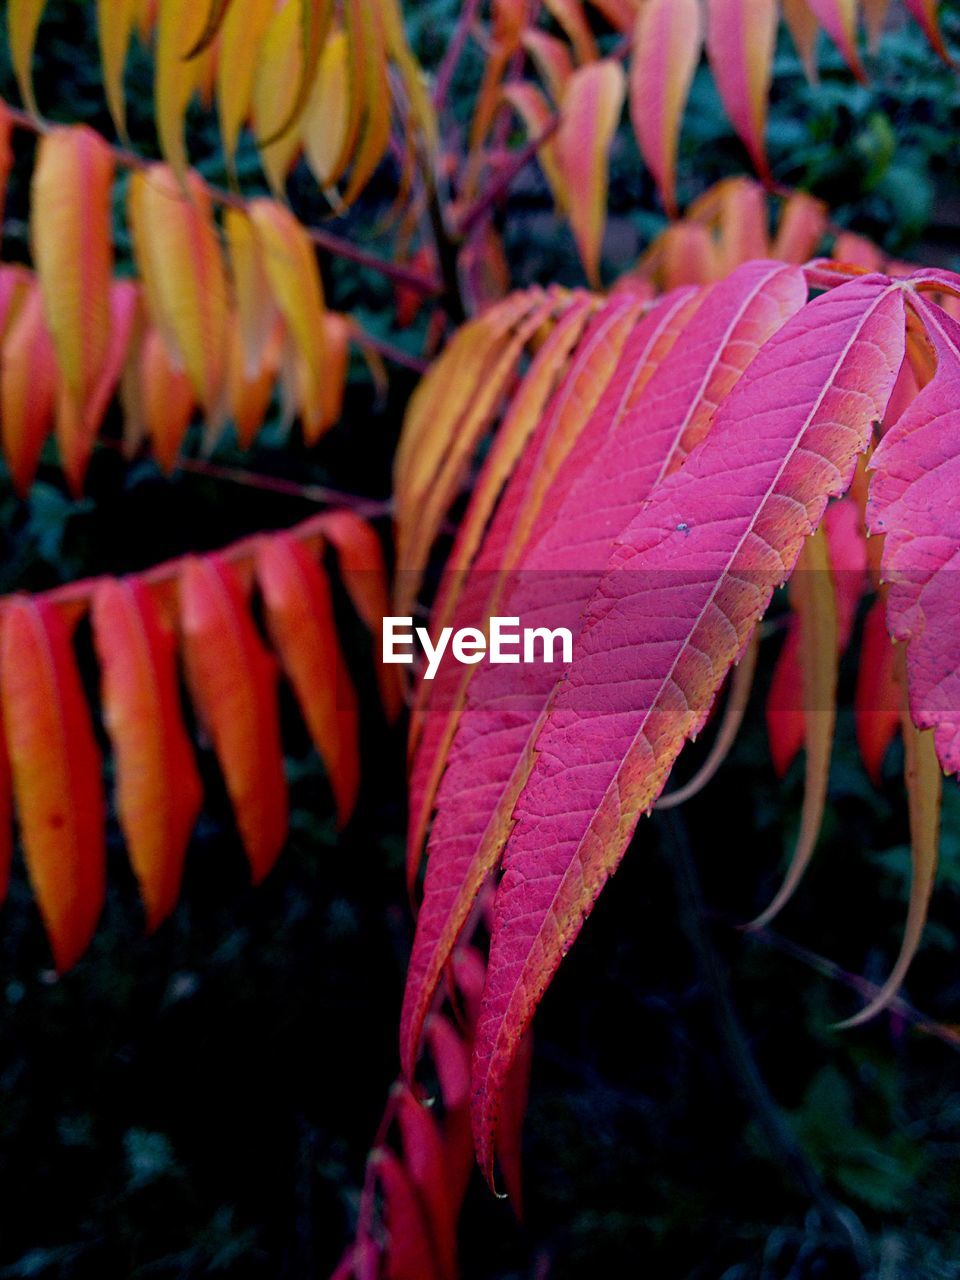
[0,509,398,972]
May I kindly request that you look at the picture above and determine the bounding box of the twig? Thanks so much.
[433,0,484,114]
[455,119,559,239]
[741,925,960,1053]
[659,808,873,1271]
[4,105,445,299]
[175,458,393,518]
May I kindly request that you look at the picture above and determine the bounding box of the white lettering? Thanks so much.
[523,626,573,664]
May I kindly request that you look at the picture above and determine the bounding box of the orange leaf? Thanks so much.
[92,577,203,931]
[0,598,105,971]
[139,325,196,472]
[319,510,404,723]
[1,280,59,495]
[180,555,288,882]
[782,0,820,82]
[555,60,625,286]
[31,126,114,411]
[257,534,360,826]
[226,313,282,450]
[55,278,140,494]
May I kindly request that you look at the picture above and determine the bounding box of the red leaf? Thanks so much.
[854,595,900,784]
[706,0,777,181]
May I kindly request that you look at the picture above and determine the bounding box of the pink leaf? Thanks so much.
[471,274,905,1178]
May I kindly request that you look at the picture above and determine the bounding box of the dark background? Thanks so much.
[1,3,960,1276]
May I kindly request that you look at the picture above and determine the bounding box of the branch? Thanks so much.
[4,106,445,299]
[454,119,559,240]
[659,808,872,1266]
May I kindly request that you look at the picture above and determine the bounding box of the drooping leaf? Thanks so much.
[754,523,839,927]
[371,1148,442,1280]
[805,0,865,80]
[317,510,404,723]
[96,0,139,138]
[257,533,360,827]
[340,0,391,206]
[469,274,905,1177]
[248,197,328,436]
[0,598,105,972]
[92,577,203,931]
[55,278,140,493]
[840,649,941,1026]
[301,28,351,189]
[903,0,952,63]
[180,555,288,882]
[0,279,59,495]
[863,0,892,51]
[867,290,960,775]
[854,595,900,783]
[555,60,625,286]
[8,0,46,116]
[782,0,820,82]
[223,207,279,379]
[31,126,114,412]
[630,0,703,218]
[154,0,210,180]
[252,0,311,193]
[706,0,777,182]
[403,262,808,1081]
[394,1085,458,1280]
[216,0,274,174]
[138,324,196,472]
[543,0,599,63]
[128,165,229,417]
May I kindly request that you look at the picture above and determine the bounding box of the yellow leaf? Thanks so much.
[253,0,313,195]
[838,649,942,1027]
[8,0,46,115]
[128,165,228,416]
[216,0,274,175]
[96,0,139,139]
[340,0,391,206]
[752,524,839,928]
[300,28,350,189]
[154,0,209,180]
[224,207,278,376]
[248,198,326,428]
